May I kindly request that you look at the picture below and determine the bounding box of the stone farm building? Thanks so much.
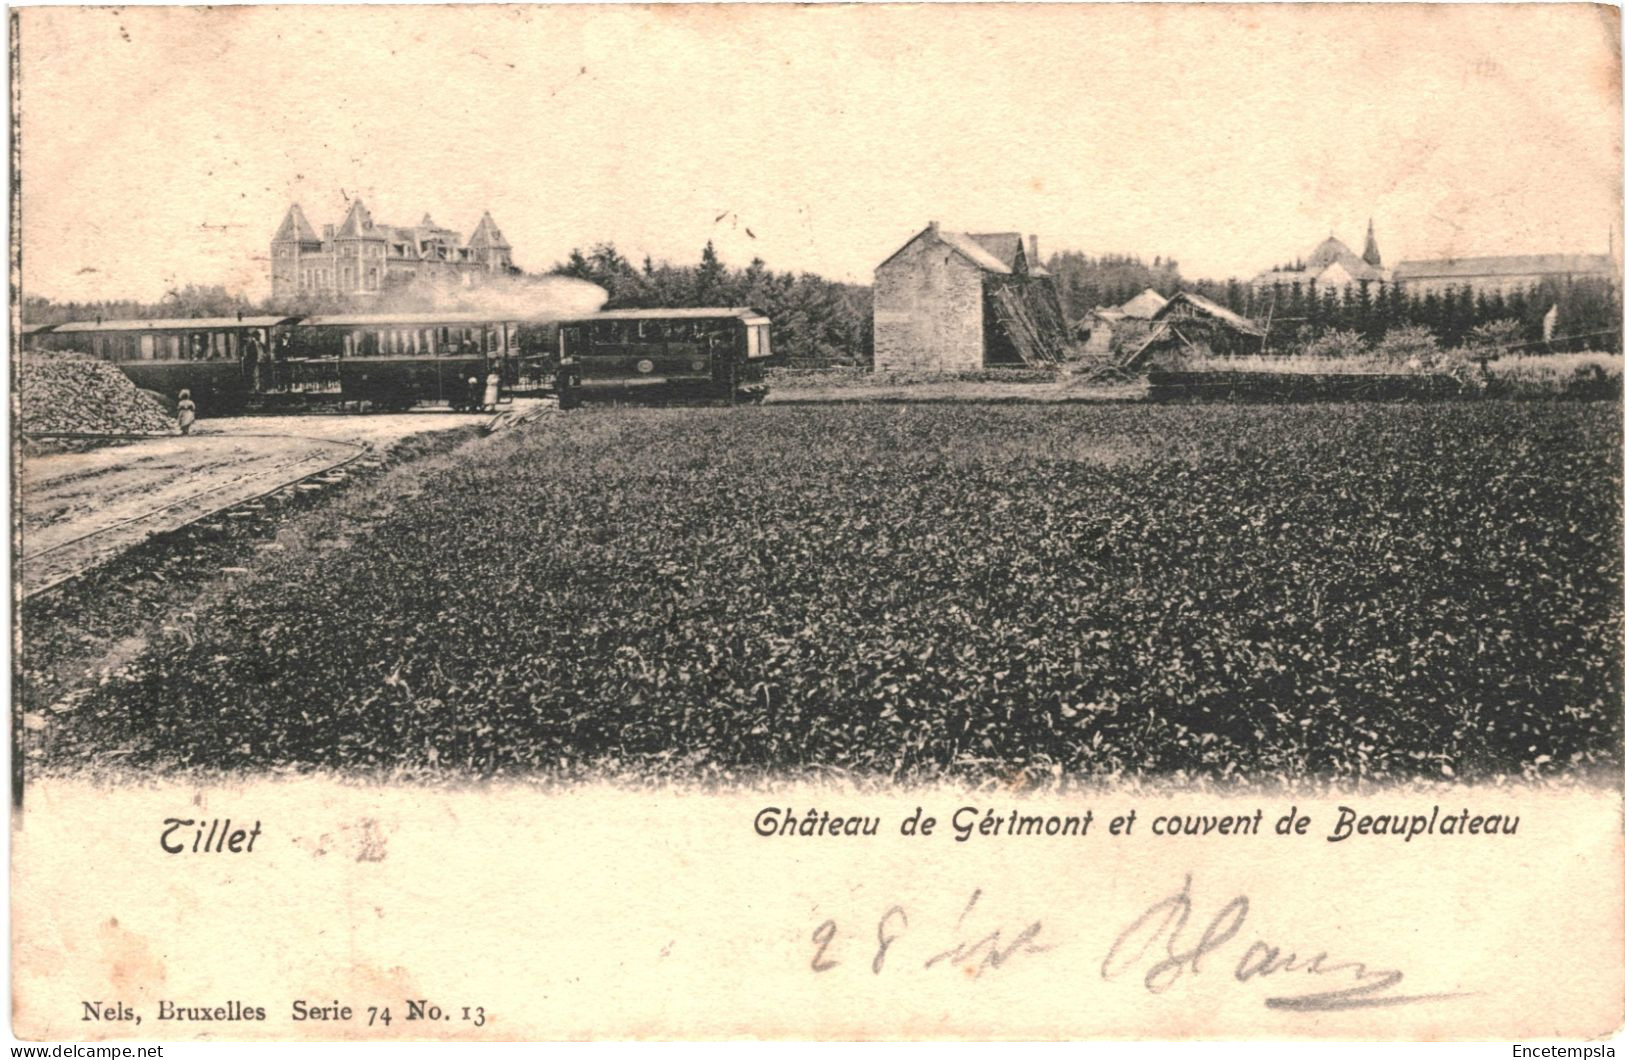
[1392,253,1618,297]
[873,222,1070,371]
[271,200,520,302]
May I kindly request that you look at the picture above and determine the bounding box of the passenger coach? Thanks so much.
[552,307,772,407]
[26,316,299,411]
[22,311,527,412]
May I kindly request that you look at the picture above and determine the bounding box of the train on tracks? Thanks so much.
[22,307,774,412]
[551,307,772,409]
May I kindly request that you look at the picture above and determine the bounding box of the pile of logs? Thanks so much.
[20,357,177,435]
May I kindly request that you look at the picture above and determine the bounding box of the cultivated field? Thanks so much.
[23,401,1622,786]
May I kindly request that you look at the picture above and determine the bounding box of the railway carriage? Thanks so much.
[22,312,526,413]
[27,316,300,412]
[553,307,772,408]
[291,312,523,411]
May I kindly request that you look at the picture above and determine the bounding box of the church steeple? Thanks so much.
[1362,218,1383,268]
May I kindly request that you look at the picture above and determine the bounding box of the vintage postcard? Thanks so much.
[9,2,1624,1043]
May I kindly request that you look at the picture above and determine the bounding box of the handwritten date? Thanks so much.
[810,889,1048,978]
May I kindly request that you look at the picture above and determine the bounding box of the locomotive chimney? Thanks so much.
[928,220,939,235]
[1028,234,1039,265]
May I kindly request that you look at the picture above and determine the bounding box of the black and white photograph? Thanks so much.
[9,2,1624,1043]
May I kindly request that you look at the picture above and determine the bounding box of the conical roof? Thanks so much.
[272,203,320,243]
[467,211,511,250]
[335,199,381,239]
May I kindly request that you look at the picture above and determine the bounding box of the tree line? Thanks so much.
[21,285,256,325]
[1046,251,1183,320]
[1178,275,1622,352]
[550,241,872,367]
[1046,252,1619,352]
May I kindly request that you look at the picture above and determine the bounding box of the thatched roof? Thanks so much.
[1152,291,1265,336]
[1118,288,1168,319]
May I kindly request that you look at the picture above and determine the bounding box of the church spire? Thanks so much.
[1362,218,1383,268]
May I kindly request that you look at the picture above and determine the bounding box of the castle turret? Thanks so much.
[466,211,513,271]
[271,204,323,300]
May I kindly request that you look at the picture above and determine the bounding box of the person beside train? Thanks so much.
[483,363,501,411]
[242,333,262,388]
[176,389,196,435]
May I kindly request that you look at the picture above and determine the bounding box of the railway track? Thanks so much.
[19,434,371,598]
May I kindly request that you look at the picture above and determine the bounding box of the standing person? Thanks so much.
[258,332,277,391]
[176,389,197,435]
[242,333,262,390]
[465,374,482,412]
[482,363,501,411]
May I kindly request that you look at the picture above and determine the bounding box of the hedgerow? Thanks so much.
[34,402,1623,785]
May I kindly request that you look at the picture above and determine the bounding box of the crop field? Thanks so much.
[26,401,1622,785]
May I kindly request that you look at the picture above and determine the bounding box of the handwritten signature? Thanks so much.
[811,877,1464,1011]
[1101,874,1465,1011]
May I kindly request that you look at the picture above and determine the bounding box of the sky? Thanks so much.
[16,3,1623,302]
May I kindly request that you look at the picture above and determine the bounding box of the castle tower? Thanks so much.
[270,204,322,301]
[334,200,386,295]
[1362,218,1383,268]
[466,211,513,272]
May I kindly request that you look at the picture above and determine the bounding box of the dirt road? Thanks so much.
[18,406,514,596]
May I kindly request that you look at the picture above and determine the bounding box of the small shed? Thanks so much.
[1124,292,1265,367]
[1080,288,1167,354]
